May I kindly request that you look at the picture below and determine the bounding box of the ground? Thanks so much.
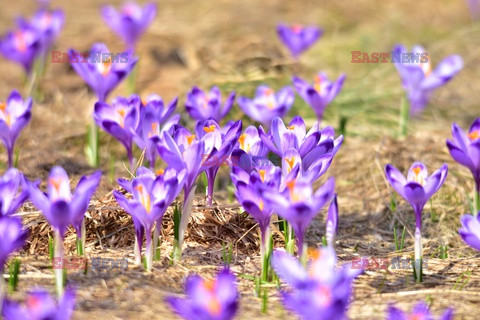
[1,0,480,319]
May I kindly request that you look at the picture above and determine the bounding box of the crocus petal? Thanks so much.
[271,250,309,287]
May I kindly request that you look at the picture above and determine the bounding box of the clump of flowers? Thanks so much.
[386,301,453,320]
[185,86,236,123]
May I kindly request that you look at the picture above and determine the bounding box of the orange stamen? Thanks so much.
[0,102,11,127]
[187,134,196,146]
[468,130,480,141]
[292,24,303,33]
[117,109,127,128]
[258,169,266,183]
[287,125,295,130]
[203,125,216,133]
[156,168,165,176]
[285,157,296,172]
[314,75,322,93]
[49,178,62,192]
[14,31,27,52]
[238,133,247,151]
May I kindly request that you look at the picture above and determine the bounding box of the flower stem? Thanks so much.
[0,268,5,315]
[399,97,409,138]
[7,147,13,169]
[474,185,480,215]
[176,186,196,260]
[153,222,160,261]
[145,227,153,272]
[86,119,100,168]
[260,227,271,283]
[414,227,422,283]
[54,230,64,298]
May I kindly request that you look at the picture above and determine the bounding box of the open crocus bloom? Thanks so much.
[272,247,362,320]
[0,91,33,168]
[94,95,141,167]
[2,287,76,320]
[265,176,335,256]
[185,86,236,123]
[458,213,480,252]
[385,162,448,230]
[446,119,480,192]
[259,116,343,165]
[101,2,157,50]
[392,44,462,115]
[29,167,101,238]
[237,85,294,127]
[0,216,28,273]
[282,147,333,183]
[386,301,453,320]
[166,268,239,320]
[0,24,42,74]
[69,43,138,102]
[293,72,346,121]
[0,168,29,217]
[134,95,179,169]
[276,23,323,59]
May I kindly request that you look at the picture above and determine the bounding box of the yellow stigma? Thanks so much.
[258,169,266,183]
[203,125,216,133]
[420,54,431,77]
[135,184,152,213]
[238,133,250,152]
[202,279,222,316]
[314,75,322,93]
[264,88,275,110]
[259,199,264,211]
[156,168,165,176]
[468,130,480,141]
[0,102,11,127]
[286,179,302,202]
[49,178,62,192]
[411,166,426,186]
[116,108,127,128]
[287,125,295,130]
[148,122,159,138]
[285,157,296,173]
[187,134,196,146]
[100,57,112,77]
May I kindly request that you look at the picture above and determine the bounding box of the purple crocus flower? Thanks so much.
[18,9,65,57]
[0,169,29,217]
[325,194,338,248]
[392,44,463,115]
[185,86,236,123]
[114,166,185,271]
[259,116,343,165]
[231,154,281,253]
[133,95,179,170]
[28,167,101,239]
[264,176,335,256]
[196,120,242,205]
[0,90,33,168]
[293,73,346,121]
[276,24,322,59]
[2,287,76,320]
[386,301,453,320]
[68,43,138,102]
[236,125,268,157]
[167,267,239,320]
[446,119,480,212]
[101,2,157,51]
[281,147,334,183]
[0,216,28,273]
[272,247,361,320]
[459,213,480,252]
[237,86,294,127]
[385,162,447,281]
[94,95,141,168]
[0,24,42,74]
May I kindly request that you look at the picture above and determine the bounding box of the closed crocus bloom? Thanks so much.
[101,2,157,50]
[276,24,322,59]
[259,116,343,163]
[196,119,242,205]
[0,216,28,272]
[2,287,76,320]
[385,162,447,281]
[134,95,179,170]
[114,166,185,271]
[185,86,236,123]
[272,247,362,320]
[265,176,335,256]
[167,268,239,320]
[458,213,480,251]
[392,44,463,115]
[0,169,29,217]
[0,25,42,74]
[446,119,480,212]
[94,95,141,167]
[325,194,338,248]
[68,43,138,102]
[237,85,294,127]
[293,73,346,121]
[282,147,333,183]
[18,9,65,56]
[386,301,453,320]
[236,125,268,157]
[0,90,33,168]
